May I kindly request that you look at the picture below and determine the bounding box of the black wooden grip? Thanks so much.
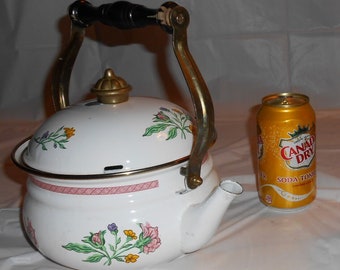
[69,0,159,29]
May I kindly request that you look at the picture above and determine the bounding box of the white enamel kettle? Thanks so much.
[12,1,243,269]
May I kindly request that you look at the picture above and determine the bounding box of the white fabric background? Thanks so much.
[1,0,340,120]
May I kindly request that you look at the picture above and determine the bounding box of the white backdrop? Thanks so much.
[1,0,340,120]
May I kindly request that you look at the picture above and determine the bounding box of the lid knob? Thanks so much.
[92,68,131,104]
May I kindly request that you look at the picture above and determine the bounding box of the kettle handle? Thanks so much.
[169,6,216,189]
[52,1,216,189]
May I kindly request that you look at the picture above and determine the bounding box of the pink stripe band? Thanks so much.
[30,177,159,195]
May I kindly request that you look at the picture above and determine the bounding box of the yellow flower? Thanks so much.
[123,229,137,239]
[64,127,76,139]
[125,254,139,263]
[172,108,182,114]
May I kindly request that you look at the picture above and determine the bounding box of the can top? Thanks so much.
[262,93,309,107]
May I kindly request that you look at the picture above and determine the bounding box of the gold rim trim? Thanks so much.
[12,138,190,180]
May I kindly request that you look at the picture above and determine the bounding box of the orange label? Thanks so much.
[257,120,316,210]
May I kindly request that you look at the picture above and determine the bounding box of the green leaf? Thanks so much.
[82,235,92,243]
[62,243,95,254]
[167,127,178,140]
[50,132,59,138]
[116,257,124,262]
[126,236,133,242]
[56,126,64,133]
[184,126,192,133]
[83,253,105,263]
[143,124,168,137]
[58,144,67,149]
[109,244,116,252]
[153,118,170,123]
[135,236,151,249]
[99,230,106,245]
[122,243,133,249]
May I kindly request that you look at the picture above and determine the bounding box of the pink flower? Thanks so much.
[155,111,170,121]
[26,219,38,247]
[140,223,161,254]
[91,231,102,245]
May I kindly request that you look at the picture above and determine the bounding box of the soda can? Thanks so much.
[256,93,316,210]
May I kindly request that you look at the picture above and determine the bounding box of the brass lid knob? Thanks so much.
[92,68,131,104]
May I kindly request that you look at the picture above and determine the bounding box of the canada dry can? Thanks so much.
[257,93,316,210]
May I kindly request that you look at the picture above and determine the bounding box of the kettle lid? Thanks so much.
[20,92,193,177]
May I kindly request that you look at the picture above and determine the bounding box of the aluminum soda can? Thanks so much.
[256,93,316,210]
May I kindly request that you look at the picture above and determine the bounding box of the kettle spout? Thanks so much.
[181,180,243,253]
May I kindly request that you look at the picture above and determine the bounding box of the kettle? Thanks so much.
[12,1,243,269]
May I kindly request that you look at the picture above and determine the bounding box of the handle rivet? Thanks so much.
[176,13,185,24]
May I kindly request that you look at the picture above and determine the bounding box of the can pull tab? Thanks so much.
[281,97,289,105]
[52,1,216,190]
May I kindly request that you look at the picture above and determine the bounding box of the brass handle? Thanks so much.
[52,1,216,189]
[166,6,216,189]
[52,25,85,111]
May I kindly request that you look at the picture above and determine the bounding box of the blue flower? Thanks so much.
[107,223,118,232]
[41,131,49,139]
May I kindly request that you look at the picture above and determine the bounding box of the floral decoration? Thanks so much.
[62,222,161,266]
[34,126,76,150]
[143,107,193,140]
[25,218,38,248]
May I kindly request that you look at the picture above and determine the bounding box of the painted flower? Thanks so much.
[26,219,38,247]
[159,107,170,112]
[154,111,170,121]
[125,254,139,263]
[107,223,118,233]
[172,108,182,114]
[140,223,161,254]
[34,126,76,150]
[41,130,49,139]
[63,222,161,266]
[124,229,137,240]
[143,107,192,140]
[91,231,103,245]
[64,127,76,139]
